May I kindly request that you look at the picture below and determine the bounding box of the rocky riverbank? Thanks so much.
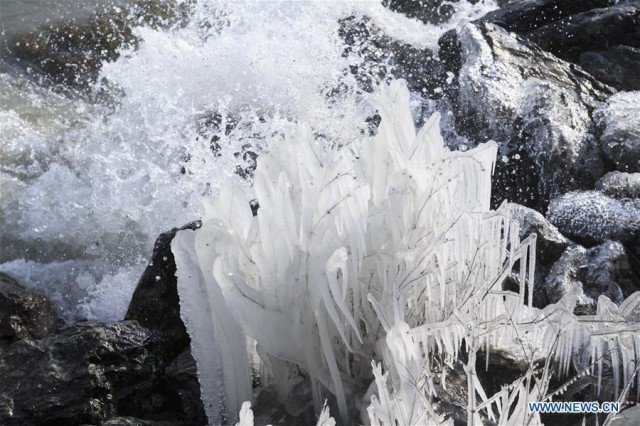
[1,0,639,424]
[0,223,206,425]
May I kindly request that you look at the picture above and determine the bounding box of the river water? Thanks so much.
[0,0,497,322]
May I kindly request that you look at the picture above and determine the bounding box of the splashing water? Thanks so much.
[0,0,498,322]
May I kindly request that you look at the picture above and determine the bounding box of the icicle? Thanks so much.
[236,402,254,426]
[527,235,536,308]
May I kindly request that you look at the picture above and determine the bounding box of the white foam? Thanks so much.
[0,0,498,322]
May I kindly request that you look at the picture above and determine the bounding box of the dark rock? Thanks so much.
[163,347,206,424]
[525,5,640,61]
[191,112,270,182]
[125,221,201,360]
[435,365,468,426]
[507,203,570,306]
[0,321,190,425]
[507,203,569,265]
[441,22,611,210]
[338,15,390,93]
[482,0,619,34]
[383,0,457,25]
[338,16,446,97]
[0,272,57,342]
[596,172,640,199]
[547,191,640,246]
[2,0,185,89]
[580,46,640,91]
[476,349,531,399]
[581,241,640,303]
[595,91,640,173]
[4,14,135,88]
[387,39,446,98]
[543,245,594,312]
[101,417,175,425]
[484,2,640,91]
[0,222,211,425]
[124,221,207,425]
[538,240,640,311]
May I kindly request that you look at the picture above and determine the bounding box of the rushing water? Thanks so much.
[0,0,498,322]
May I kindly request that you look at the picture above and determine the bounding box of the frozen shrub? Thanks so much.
[175,80,640,425]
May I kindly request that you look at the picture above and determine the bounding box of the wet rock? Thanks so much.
[523,5,640,92]
[126,221,201,360]
[484,2,640,91]
[5,14,135,88]
[0,321,184,425]
[482,0,616,33]
[507,203,569,265]
[125,221,207,425]
[595,91,640,173]
[2,0,185,88]
[547,191,640,246]
[0,272,57,342]
[580,46,640,91]
[476,349,531,399]
[581,241,640,304]
[338,16,445,96]
[538,240,640,311]
[383,0,457,25]
[162,347,206,425]
[0,222,210,425]
[515,4,639,61]
[507,203,569,306]
[595,172,640,199]
[440,22,611,209]
[543,245,594,312]
[338,15,390,94]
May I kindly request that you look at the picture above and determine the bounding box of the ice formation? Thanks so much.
[175,80,640,425]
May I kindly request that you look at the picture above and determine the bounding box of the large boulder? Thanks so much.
[581,241,640,304]
[0,272,57,342]
[595,91,640,173]
[439,22,611,209]
[547,191,640,246]
[541,245,593,311]
[540,240,640,312]
[529,4,640,92]
[125,221,201,360]
[507,203,569,265]
[338,15,446,97]
[525,4,640,62]
[596,171,640,199]
[2,0,184,88]
[124,221,207,425]
[579,46,640,92]
[0,321,172,425]
[482,0,617,33]
[483,1,640,90]
[383,0,458,25]
[507,203,569,306]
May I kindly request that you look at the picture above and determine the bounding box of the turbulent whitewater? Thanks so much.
[0,0,498,322]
